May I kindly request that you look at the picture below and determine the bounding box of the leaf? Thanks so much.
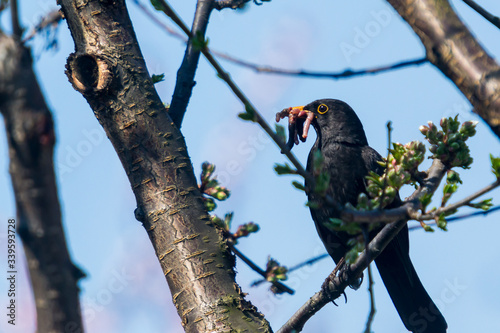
[419,193,433,210]
[238,112,255,122]
[490,154,500,179]
[291,181,305,191]
[151,73,165,84]
[469,198,493,211]
[274,163,296,175]
[150,0,165,11]
[437,214,447,231]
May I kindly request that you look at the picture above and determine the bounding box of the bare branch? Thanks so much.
[216,53,428,80]
[462,0,500,30]
[169,0,215,128]
[22,10,62,43]
[0,32,84,332]
[229,243,294,295]
[409,205,500,230]
[132,0,187,42]
[418,179,500,220]
[387,0,500,139]
[364,264,376,333]
[340,175,499,225]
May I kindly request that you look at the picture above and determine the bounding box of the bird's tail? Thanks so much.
[375,237,447,333]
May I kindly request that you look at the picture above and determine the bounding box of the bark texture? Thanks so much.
[57,1,271,332]
[387,0,500,138]
[0,32,84,332]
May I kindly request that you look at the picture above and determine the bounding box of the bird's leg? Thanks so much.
[321,257,347,305]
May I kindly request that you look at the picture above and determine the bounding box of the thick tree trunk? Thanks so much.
[0,32,84,332]
[387,0,500,138]
[57,1,271,332]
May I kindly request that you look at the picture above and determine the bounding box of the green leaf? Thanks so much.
[421,221,435,232]
[151,73,165,84]
[306,200,320,209]
[437,214,447,231]
[224,212,234,230]
[291,181,305,191]
[441,183,458,206]
[469,198,493,211]
[150,0,165,11]
[204,197,216,212]
[419,193,433,210]
[490,154,500,179]
[238,112,255,122]
[274,163,296,175]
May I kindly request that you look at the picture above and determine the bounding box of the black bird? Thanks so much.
[277,99,447,333]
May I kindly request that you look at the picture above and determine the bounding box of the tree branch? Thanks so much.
[22,9,62,43]
[386,0,500,139]
[58,1,271,331]
[409,205,500,230]
[0,32,84,332]
[169,0,215,128]
[216,54,428,80]
[277,159,447,333]
[364,264,376,333]
[462,0,500,30]
[229,242,294,294]
[418,179,500,220]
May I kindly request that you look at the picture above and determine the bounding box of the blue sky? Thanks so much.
[1,1,500,332]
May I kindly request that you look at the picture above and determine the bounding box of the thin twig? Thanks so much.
[252,253,329,287]
[409,205,500,230]
[462,0,500,30]
[23,10,63,43]
[131,0,188,42]
[216,53,428,80]
[155,0,313,184]
[364,264,376,333]
[377,121,393,209]
[228,242,294,294]
[417,179,500,220]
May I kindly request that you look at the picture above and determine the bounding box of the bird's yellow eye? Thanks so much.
[317,104,328,114]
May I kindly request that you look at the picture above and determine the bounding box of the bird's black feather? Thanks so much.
[298,99,447,333]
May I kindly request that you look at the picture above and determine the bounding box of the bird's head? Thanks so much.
[276,98,368,149]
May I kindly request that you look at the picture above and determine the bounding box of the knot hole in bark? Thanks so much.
[66,53,112,93]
